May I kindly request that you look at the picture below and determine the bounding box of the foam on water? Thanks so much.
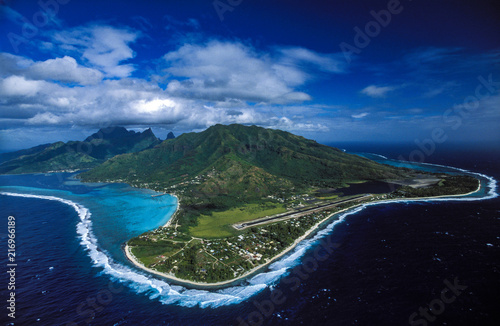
[1,191,279,308]
[0,191,367,308]
[358,154,498,200]
[1,160,496,309]
[371,153,389,160]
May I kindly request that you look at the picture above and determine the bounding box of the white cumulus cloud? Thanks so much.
[51,25,140,78]
[27,56,103,85]
[0,27,344,138]
[163,41,313,104]
[0,53,103,86]
[0,75,45,97]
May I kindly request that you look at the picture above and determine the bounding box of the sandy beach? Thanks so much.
[124,180,482,288]
[163,194,180,228]
[124,204,349,288]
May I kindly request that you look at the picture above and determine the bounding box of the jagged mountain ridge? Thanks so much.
[80,124,405,199]
[0,127,161,174]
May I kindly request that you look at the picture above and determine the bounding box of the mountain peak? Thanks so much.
[82,123,404,199]
[0,126,160,174]
[142,128,156,137]
[84,126,159,143]
[84,126,130,142]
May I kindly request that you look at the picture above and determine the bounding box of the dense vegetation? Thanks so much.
[2,124,481,285]
[80,124,410,232]
[0,143,53,164]
[0,127,161,174]
[129,209,338,283]
[128,173,481,284]
[393,175,479,198]
[82,124,405,188]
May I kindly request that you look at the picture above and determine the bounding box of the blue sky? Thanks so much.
[0,0,499,151]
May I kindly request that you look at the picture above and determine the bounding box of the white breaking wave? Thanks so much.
[0,191,362,308]
[0,191,271,307]
[1,161,497,308]
[381,159,498,200]
[370,153,389,160]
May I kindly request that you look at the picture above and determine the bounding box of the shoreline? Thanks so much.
[123,180,483,288]
[163,194,180,227]
[124,204,349,288]
[397,179,481,201]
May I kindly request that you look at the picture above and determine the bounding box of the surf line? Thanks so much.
[0,193,172,294]
[0,192,94,253]
[0,191,273,307]
[121,164,497,289]
[354,152,498,199]
[0,164,496,308]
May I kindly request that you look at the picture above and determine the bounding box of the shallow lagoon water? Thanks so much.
[1,149,499,325]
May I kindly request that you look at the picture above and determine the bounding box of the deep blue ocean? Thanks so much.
[1,144,499,326]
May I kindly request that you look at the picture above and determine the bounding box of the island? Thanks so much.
[75,124,480,286]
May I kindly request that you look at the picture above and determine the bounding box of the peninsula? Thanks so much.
[77,124,479,286]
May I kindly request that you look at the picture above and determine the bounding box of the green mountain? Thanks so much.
[80,124,405,197]
[0,127,160,174]
[0,143,54,164]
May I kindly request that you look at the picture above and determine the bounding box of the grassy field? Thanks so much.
[189,202,287,238]
[130,240,184,266]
